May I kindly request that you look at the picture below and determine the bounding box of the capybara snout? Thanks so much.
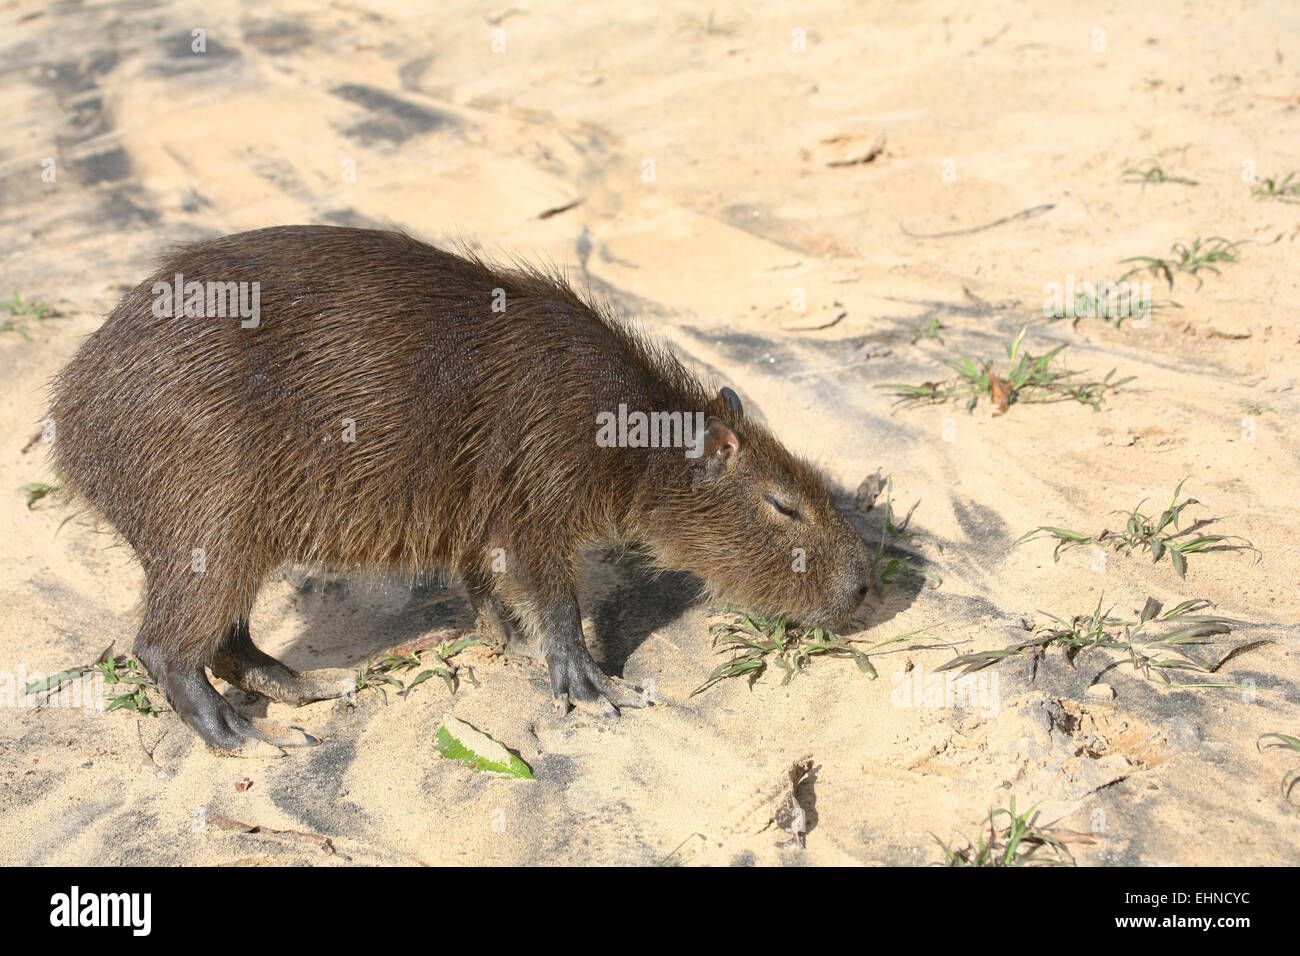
[638,395,875,629]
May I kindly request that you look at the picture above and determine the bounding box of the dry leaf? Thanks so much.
[989,373,1012,415]
[760,754,815,847]
[854,469,887,513]
[814,133,886,167]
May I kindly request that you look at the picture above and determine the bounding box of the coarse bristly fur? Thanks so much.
[47,224,874,751]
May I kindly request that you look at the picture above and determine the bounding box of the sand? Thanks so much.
[1,0,1297,866]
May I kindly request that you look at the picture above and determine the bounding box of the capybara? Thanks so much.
[48,226,873,754]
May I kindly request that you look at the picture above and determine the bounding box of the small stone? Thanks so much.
[811,132,886,167]
[1087,683,1116,699]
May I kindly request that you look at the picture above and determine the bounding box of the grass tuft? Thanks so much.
[1257,733,1300,804]
[879,327,1133,414]
[934,797,1075,866]
[1238,399,1275,415]
[20,482,61,509]
[690,609,938,695]
[1016,478,1258,578]
[936,595,1266,689]
[1251,171,1300,205]
[1118,236,1240,290]
[23,649,164,716]
[871,478,943,592]
[0,291,61,338]
[1122,159,1198,188]
[910,317,945,344]
[354,635,482,701]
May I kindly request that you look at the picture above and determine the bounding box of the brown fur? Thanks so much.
[48,225,871,732]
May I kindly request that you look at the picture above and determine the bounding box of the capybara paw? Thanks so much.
[213,737,287,759]
[201,714,287,758]
[218,664,356,706]
[203,709,318,757]
[548,653,652,717]
[246,716,320,748]
[600,674,652,710]
[288,668,357,704]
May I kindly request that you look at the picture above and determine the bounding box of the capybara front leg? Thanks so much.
[536,592,651,717]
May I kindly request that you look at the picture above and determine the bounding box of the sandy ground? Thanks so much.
[1,0,1298,866]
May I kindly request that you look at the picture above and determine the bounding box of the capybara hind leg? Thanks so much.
[534,592,652,717]
[211,619,356,705]
[133,568,320,755]
[134,645,316,756]
[463,569,542,661]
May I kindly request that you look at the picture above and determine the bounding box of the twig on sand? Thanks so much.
[537,198,583,219]
[136,720,170,780]
[900,203,1054,239]
[982,23,1012,46]
[206,813,350,860]
[386,627,475,659]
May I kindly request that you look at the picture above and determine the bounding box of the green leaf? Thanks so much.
[1258,733,1300,753]
[440,636,483,659]
[854,652,878,680]
[399,669,437,698]
[1015,526,1091,548]
[1171,535,1225,553]
[21,483,58,509]
[1169,548,1188,579]
[434,714,534,779]
[22,666,91,695]
[1162,598,1210,618]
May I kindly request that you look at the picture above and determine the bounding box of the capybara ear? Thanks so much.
[702,416,740,471]
[719,386,743,418]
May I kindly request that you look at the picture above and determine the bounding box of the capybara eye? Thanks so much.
[764,493,803,521]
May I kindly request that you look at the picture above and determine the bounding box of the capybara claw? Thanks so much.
[214,738,285,759]
[291,668,357,703]
[247,717,319,748]
[600,675,652,710]
[570,693,620,719]
[548,651,628,718]
[549,656,647,717]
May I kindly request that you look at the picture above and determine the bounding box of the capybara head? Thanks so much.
[639,388,874,628]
